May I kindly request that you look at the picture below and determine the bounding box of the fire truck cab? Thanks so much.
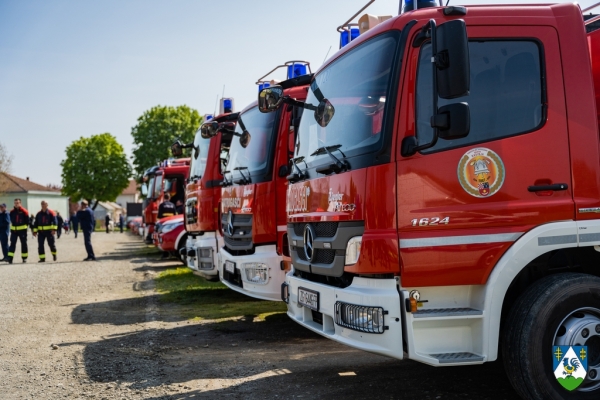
[177,111,238,280]
[141,158,190,244]
[260,2,600,399]
[217,62,311,301]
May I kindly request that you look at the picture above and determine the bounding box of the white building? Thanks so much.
[0,173,69,217]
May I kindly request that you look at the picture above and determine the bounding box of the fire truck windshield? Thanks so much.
[227,106,278,184]
[153,174,163,199]
[189,131,211,179]
[296,32,398,171]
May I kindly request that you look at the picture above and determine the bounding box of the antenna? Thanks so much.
[222,85,225,99]
[323,46,332,64]
[213,94,218,116]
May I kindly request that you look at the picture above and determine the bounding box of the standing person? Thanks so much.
[33,201,57,263]
[7,198,29,264]
[70,212,79,238]
[76,200,95,261]
[105,213,111,234]
[118,213,125,233]
[0,203,9,262]
[158,193,176,218]
[56,212,64,239]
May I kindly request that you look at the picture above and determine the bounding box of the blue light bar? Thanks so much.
[223,99,232,113]
[258,82,270,92]
[287,63,308,79]
[204,114,213,121]
[403,0,438,12]
[339,28,360,48]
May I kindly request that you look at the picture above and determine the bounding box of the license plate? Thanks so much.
[225,260,236,273]
[298,287,319,311]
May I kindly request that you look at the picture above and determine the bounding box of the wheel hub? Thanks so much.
[554,307,600,392]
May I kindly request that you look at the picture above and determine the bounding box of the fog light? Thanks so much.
[243,263,269,285]
[335,302,388,334]
[345,236,362,265]
[198,247,212,259]
[200,262,213,270]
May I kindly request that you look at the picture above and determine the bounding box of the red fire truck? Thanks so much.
[141,158,190,244]
[216,62,310,300]
[172,111,238,280]
[260,1,600,398]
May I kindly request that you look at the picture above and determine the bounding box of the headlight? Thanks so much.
[335,302,387,334]
[198,248,212,259]
[161,222,182,234]
[345,236,362,265]
[243,263,269,285]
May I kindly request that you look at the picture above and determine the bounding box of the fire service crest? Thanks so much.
[458,147,505,198]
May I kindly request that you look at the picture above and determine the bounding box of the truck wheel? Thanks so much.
[177,236,187,265]
[502,273,600,400]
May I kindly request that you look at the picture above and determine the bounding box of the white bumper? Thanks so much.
[218,245,285,301]
[185,232,219,280]
[285,272,404,360]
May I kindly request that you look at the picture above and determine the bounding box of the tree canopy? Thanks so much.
[131,105,202,179]
[61,133,132,209]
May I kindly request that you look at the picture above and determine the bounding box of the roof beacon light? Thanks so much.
[357,14,393,35]
[402,0,440,13]
[256,61,312,92]
[219,98,234,114]
[340,28,360,48]
[203,114,214,122]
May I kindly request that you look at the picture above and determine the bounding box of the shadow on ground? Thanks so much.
[65,314,518,399]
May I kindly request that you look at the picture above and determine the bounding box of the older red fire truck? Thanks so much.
[260,1,600,398]
[173,111,238,280]
[141,158,190,244]
[216,62,310,300]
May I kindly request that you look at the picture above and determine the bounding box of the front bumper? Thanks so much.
[186,232,219,280]
[218,245,285,301]
[285,273,404,359]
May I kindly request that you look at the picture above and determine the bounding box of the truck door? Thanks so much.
[396,25,573,287]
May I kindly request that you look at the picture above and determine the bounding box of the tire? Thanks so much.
[502,273,600,400]
[177,235,187,265]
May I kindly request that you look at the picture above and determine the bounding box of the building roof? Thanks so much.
[0,173,61,193]
[96,201,124,212]
[121,179,138,196]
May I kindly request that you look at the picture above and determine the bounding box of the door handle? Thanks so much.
[527,183,568,192]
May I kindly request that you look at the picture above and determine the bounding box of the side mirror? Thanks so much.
[239,131,251,148]
[432,103,470,140]
[314,99,335,128]
[200,121,219,139]
[141,183,148,196]
[171,140,183,157]
[259,86,284,113]
[435,19,470,99]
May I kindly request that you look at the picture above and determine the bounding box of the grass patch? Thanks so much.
[155,267,286,321]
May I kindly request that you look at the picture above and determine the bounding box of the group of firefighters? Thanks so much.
[0,198,97,264]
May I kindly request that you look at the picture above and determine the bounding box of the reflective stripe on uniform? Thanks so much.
[163,213,174,217]
[51,252,56,255]
[39,254,46,259]
[10,225,28,231]
[39,226,57,231]
[22,253,28,258]
[8,252,14,257]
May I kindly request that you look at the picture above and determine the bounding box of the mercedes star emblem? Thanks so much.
[303,224,316,262]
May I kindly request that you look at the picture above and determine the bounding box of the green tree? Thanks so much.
[131,105,202,178]
[60,133,132,210]
[0,141,13,195]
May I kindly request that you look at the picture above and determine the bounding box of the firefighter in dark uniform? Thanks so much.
[33,201,57,262]
[158,193,177,218]
[7,198,29,264]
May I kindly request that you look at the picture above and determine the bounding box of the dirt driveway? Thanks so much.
[0,232,519,399]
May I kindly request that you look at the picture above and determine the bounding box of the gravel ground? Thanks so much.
[0,231,520,399]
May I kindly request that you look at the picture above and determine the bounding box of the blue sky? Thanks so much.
[0,0,593,186]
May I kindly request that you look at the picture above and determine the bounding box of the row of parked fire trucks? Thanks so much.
[140,1,600,398]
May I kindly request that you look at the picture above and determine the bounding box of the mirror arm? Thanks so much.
[283,97,317,111]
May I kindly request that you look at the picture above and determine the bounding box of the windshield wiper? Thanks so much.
[310,144,349,175]
[221,171,233,187]
[287,156,308,183]
[233,166,251,185]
